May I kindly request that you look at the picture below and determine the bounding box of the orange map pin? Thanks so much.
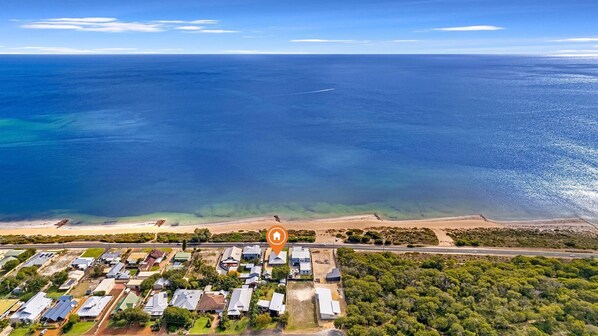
[266,224,288,256]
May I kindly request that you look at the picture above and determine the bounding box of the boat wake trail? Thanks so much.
[273,88,335,96]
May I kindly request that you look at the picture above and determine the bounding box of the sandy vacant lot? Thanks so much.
[287,281,319,332]
[311,249,336,282]
[39,249,84,276]
[197,248,222,268]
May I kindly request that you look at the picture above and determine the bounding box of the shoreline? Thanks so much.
[0,213,594,237]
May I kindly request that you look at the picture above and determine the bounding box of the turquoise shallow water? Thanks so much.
[0,55,596,223]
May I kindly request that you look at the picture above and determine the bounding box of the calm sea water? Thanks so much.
[0,55,596,223]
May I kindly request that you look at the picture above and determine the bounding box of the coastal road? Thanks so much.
[1,241,596,259]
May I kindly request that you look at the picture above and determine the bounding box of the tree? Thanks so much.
[52,270,69,287]
[191,228,211,242]
[278,312,289,326]
[272,265,289,281]
[2,260,19,272]
[90,264,104,278]
[182,239,187,251]
[113,308,150,325]
[63,314,80,333]
[163,307,193,329]
[255,313,272,328]
[140,273,161,293]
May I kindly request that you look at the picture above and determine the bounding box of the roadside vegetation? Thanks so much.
[328,227,439,245]
[447,228,598,249]
[336,248,598,335]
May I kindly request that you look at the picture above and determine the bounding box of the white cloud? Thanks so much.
[430,25,504,31]
[21,18,163,32]
[176,26,204,30]
[392,39,419,43]
[17,17,230,33]
[197,29,238,33]
[553,37,598,42]
[225,50,309,54]
[11,46,95,53]
[291,39,368,43]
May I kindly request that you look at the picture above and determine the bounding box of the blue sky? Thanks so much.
[1,0,598,55]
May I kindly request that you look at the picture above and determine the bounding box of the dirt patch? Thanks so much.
[432,229,454,246]
[286,282,318,332]
[39,249,84,276]
[197,248,222,267]
[311,249,336,283]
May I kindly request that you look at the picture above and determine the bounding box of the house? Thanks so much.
[137,271,158,279]
[0,256,18,268]
[326,268,341,282]
[58,270,85,291]
[170,289,202,311]
[242,245,261,260]
[93,278,115,295]
[42,295,76,324]
[71,257,95,270]
[106,262,130,280]
[220,247,242,270]
[100,251,121,264]
[144,292,168,317]
[10,292,52,324]
[269,293,286,316]
[77,296,112,319]
[153,278,171,290]
[227,286,253,317]
[173,252,191,263]
[299,262,312,275]
[268,251,287,266]
[115,292,140,312]
[4,250,26,258]
[139,250,166,271]
[126,252,148,266]
[0,299,19,319]
[242,265,262,286]
[23,252,54,268]
[315,288,341,320]
[126,279,143,290]
[290,247,311,265]
[197,292,227,313]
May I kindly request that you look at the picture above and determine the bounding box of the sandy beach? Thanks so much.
[2,214,592,237]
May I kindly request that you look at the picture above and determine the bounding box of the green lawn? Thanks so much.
[189,316,213,335]
[81,248,105,258]
[9,327,31,336]
[46,285,65,299]
[63,321,96,336]
[216,317,249,334]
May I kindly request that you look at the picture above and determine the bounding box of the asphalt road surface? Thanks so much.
[1,241,596,259]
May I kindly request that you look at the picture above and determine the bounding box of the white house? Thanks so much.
[77,296,112,319]
[153,278,171,290]
[93,278,115,295]
[106,262,130,280]
[315,288,341,320]
[71,257,95,270]
[227,286,253,317]
[170,289,202,311]
[268,251,287,266]
[59,270,85,291]
[242,245,261,260]
[99,251,121,264]
[220,247,242,270]
[299,262,312,275]
[290,247,311,266]
[10,292,52,324]
[269,293,286,316]
[144,292,169,317]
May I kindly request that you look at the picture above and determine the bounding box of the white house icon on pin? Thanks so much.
[273,231,281,241]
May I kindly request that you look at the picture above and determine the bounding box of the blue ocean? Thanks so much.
[0,55,596,223]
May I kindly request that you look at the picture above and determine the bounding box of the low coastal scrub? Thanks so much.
[157,228,316,243]
[447,228,598,249]
[0,233,154,245]
[328,227,438,245]
[336,248,598,335]
[0,227,317,245]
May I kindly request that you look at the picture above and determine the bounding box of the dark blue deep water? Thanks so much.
[0,55,597,223]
